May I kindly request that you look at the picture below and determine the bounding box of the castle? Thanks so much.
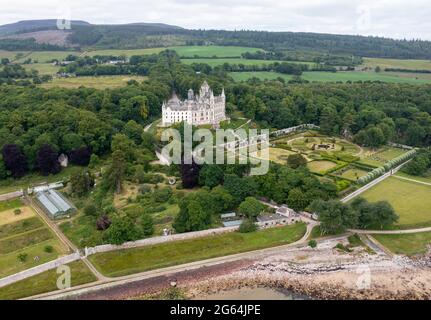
[161,81,226,127]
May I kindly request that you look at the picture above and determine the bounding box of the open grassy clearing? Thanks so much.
[229,71,431,84]
[86,48,163,57]
[0,227,53,254]
[89,223,306,277]
[171,46,262,57]
[40,75,147,89]
[362,57,431,71]
[357,146,408,167]
[59,214,103,248]
[373,232,431,257]
[0,50,28,61]
[0,260,97,300]
[360,177,431,228]
[23,63,60,75]
[0,199,22,212]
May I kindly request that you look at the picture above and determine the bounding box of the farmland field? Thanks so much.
[86,48,163,57]
[89,223,306,277]
[373,232,431,256]
[40,75,147,89]
[360,177,431,228]
[362,57,431,71]
[0,260,96,300]
[229,71,431,84]
[23,63,60,75]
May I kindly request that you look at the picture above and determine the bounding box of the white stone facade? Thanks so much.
[162,81,226,127]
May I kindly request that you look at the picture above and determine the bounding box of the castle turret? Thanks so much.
[188,88,194,100]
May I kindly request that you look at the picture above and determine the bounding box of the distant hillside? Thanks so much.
[0,19,90,35]
[2,19,431,59]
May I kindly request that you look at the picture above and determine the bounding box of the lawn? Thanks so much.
[0,239,66,278]
[373,232,431,256]
[229,71,431,84]
[59,214,103,248]
[307,160,338,174]
[40,75,147,89]
[339,168,369,181]
[362,57,431,71]
[360,177,431,228]
[0,260,97,300]
[89,223,306,277]
[395,171,431,185]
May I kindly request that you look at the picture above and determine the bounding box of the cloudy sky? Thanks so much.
[1,0,431,40]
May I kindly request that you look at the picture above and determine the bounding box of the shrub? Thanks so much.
[239,219,258,233]
[44,245,54,253]
[308,239,317,248]
[84,204,98,216]
[17,253,28,262]
[13,208,22,215]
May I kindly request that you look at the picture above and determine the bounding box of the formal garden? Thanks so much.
[0,199,68,278]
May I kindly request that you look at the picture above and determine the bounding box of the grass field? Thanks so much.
[229,71,431,84]
[89,223,306,277]
[362,57,431,71]
[360,177,431,228]
[182,58,312,67]
[358,147,408,167]
[40,75,147,89]
[0,260,97,300]
[86,46,262,58]
[395,171,431,184]
[23,63,60,75]
[373,232,431,256]
[16,51,77,63]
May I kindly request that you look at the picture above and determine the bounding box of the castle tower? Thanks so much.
[188,88,194,100]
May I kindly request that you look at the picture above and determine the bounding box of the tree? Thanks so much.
[287,188,309,212]
[141,132,155,151]
[350,197,398,229]
[0,155,7,180]
[308,239,317,248]
[140,214,154,236]
[310,199,358,234]
[239,219,258,233]
[238,197,265,220]
[96,214,111,231]
[103,150,126,194]
[199,164,224,188]
[104,215,141,245]
[36,144,60,176]
[111,133,136,162]
[286,154,307,169]
[70,170,94,197]
[1,144,27,178]
[124,120,143,144]
[180,157,201,189]
[223,174,257,205]
[69,146,92,166]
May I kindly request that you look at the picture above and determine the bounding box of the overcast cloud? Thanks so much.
[1,0,431,40]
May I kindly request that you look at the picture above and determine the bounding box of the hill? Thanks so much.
[2,19,431,59]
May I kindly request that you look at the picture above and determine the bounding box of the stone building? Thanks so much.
[161,81,226,127]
